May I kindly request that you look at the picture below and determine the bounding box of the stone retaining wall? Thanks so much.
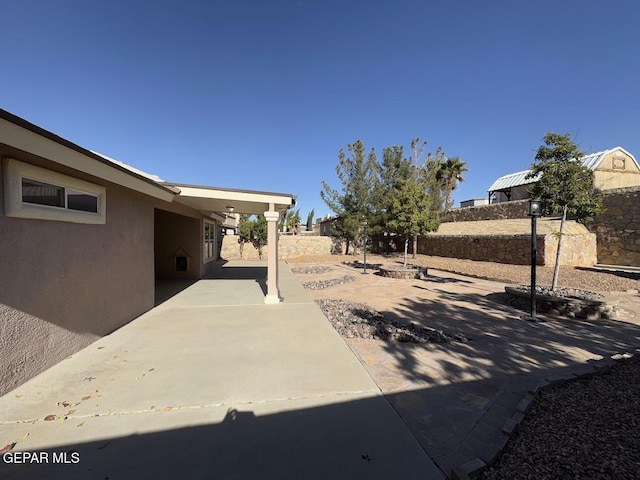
[442,200,529,222]
[415,233,596,266]
[443,187,640,266]
[220,234,343,260]
[585,187,640,266]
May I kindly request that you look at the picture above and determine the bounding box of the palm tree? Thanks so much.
[436,157,468,210]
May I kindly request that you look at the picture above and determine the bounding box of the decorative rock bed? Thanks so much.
[378,265,428,280]
[302,275,356,290]
[316,298,468,343]
[290,265,334,275]
[505,285,617,320]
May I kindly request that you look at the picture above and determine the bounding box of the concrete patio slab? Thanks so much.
[1,394,433,480]
[294,258,640,477]
[0,261,444,479]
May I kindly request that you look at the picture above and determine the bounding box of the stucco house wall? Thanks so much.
[0,147,160,396]
[0,108,295,396]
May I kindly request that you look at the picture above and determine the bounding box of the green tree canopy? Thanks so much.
[436,156,468,210]
[286,209,301,234]
[320,140,379,254]
[528,132,603,221]
[527,132,604,289]
[237,214,268,259]
[321,138,446,260]
[373,138,444,265]
[305,209,315,231]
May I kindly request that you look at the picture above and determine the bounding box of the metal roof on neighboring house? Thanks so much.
[487,170,539,192]
[487,147,638,192]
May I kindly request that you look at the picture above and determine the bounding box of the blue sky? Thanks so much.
[2,0,639,219]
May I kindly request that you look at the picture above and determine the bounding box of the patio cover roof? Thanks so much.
[168,183,296,215]
[0,109,295,216]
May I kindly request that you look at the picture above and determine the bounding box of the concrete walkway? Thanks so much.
[303,261,640,478]
[0,261,444,479]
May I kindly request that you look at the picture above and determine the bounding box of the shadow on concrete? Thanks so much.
[204,264,268,296]
[375,290,640,384]
[1,395,439,480]
[338,288,640,474]
[154,279,198,306]
[415,275,473,285]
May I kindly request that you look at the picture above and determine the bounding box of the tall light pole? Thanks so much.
[362,219,368,275]
[526,198,542,321]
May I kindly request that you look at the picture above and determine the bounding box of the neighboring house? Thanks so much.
[222,212,239,234]
[317,215,337,236]
[0,109,295,395]
[459,198,489,208]
[488,147,640,203]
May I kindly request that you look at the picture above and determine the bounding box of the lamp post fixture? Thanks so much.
[362,219,368,275]
[526,198,542,321]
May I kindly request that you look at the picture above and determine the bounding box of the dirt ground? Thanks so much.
[287,253,640,293]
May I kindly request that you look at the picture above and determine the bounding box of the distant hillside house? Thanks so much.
[459,198,489,208]
[488,147,640,203]
[318,215,338,236]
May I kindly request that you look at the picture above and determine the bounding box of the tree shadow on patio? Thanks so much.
[371,289,640,385]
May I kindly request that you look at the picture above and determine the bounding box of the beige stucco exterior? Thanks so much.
[0,109,295,396]
[0,148,158,395]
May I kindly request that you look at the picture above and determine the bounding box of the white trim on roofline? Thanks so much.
[0,116,175,202]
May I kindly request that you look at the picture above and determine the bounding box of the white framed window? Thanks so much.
[203,219,217,262]
[3,158,106,224]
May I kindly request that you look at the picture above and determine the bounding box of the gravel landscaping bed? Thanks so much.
[288,254,639,292]
[518,285,606,301]
[481,354,640,480]
[302,275,356,290]
[316,298,468,343]
[409,256,640,293]
[290,265,334,275]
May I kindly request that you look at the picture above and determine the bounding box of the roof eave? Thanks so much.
[0,109,176,202]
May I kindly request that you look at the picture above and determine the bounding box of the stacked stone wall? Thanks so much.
[415,233,596,266]
[442,200,529,222]
[443,187,640,266]
[585,186,640,266]
[220,234,343,260]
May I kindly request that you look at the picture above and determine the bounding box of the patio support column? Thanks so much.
[264,207,280,304]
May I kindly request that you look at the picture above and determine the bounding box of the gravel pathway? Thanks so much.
[481,354,640,480]
[316,298,468,343]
